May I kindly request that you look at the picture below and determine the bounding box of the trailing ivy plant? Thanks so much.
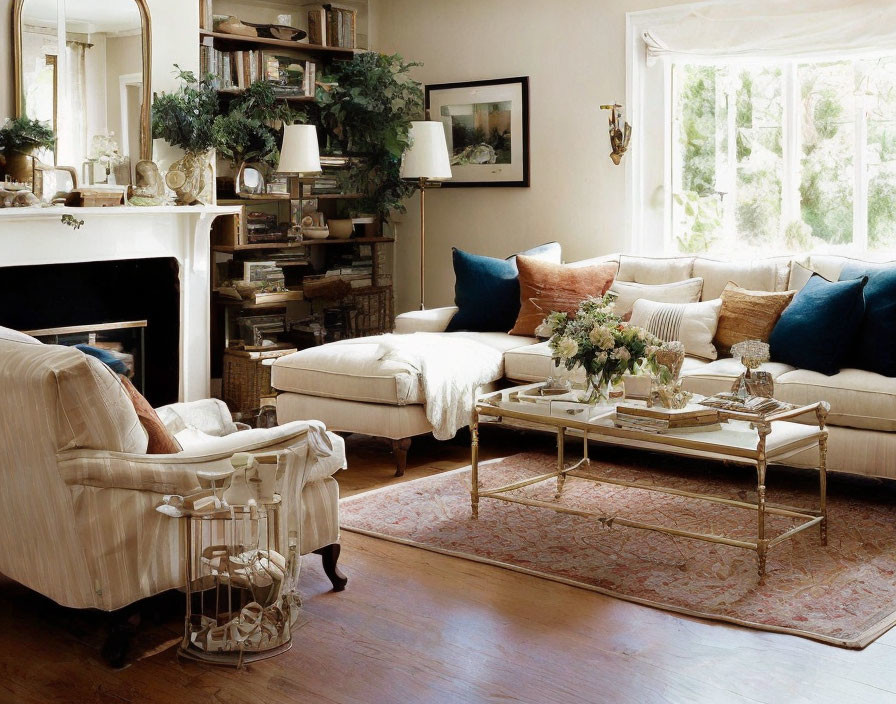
[151,66,219,153]
[0,117,56,154]
[315,53,424,218]
[213,82,305,168]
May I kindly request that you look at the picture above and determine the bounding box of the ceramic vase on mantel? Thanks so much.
[165,151,211,205]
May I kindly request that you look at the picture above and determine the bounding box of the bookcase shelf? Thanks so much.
[200,30,360,56]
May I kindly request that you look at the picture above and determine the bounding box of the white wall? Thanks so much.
[371,0,693,313]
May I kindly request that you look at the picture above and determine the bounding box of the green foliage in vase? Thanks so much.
[0,117,56,154]
[213,82,305,167]
[315,53,424,218]
[151,66,219,153]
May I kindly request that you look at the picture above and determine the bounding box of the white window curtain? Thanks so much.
[58,40,88,168]
[642,0,896,63]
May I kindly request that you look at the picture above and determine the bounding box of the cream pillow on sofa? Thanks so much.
[609,277,704,317]
[629,298,723,360]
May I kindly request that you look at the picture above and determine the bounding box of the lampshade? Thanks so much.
[400,121,452,180]
[277,124,321,174]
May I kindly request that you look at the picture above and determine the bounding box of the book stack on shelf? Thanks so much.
[321,250,374,288]
[613,404,722,434]
[307,4,357,48]
[310,175,341,195]
[245,212,282,243]
[200,42,318,97]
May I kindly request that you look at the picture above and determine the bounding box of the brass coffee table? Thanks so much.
[471,383,830,578]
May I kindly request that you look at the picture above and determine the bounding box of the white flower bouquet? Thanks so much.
[543,294,670,403]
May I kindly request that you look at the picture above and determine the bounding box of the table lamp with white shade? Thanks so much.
[401,121,452,310]
[277,125,321,233]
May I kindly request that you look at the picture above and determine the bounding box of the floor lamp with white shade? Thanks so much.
[400,121,452,310]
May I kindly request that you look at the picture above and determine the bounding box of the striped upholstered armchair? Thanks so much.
[0,326,346,655]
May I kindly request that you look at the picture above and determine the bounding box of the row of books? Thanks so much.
[200,44,317,96]
[307,4,358,49]
[323,254,374,288]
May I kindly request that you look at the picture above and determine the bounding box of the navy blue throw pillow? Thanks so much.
[769,274,867,376]
[446,242,562,332]
[840,262,896,377]
[76,344,129,375]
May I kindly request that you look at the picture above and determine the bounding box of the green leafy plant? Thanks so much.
[673,191,723,253]
[151,66,219,153]
[315,53,424,218]
[0,117,56,154]
[213,82,304,167]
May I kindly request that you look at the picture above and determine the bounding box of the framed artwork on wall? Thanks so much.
[425,76,530,187]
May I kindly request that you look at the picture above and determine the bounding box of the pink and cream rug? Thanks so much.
[340,452,896,648]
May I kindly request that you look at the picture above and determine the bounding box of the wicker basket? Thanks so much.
[222,347,296,416]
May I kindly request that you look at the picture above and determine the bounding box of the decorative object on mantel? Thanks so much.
[152,67,218,205]
[544,294,665,404]
[425,77,530,187]
[0,188,40,208]
[600,103,632,165]
[0,117,56,186]
[60,214,85,230]
[64,187,126,208]
[129,160,165,206]
[400,121,452,309]
[85,132,126,185]
[730,339,774,399]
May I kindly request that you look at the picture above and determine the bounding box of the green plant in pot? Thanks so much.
[315,53,424,219]
[0,117,56,185]
[213,81,304,195]
[151,66,218,204]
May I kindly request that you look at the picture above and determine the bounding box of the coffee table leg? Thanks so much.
[555,426,566,498]
[756,423,771,579]
[471,407,480,519]
[819,433,828,545]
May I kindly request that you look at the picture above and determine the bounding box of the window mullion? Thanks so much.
[854,61,868,251]
[783,63,801,239]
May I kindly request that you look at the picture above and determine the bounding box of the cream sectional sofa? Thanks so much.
[274,254,896,480]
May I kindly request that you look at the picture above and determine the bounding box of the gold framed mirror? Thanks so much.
[12,0,152,185]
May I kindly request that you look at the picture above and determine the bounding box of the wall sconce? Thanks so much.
[600,103,631,165]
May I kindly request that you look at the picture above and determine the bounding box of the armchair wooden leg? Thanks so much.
[390,437,412,477]
[313,543,348,592]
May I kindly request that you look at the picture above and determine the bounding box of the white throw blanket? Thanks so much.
[376,333,503,440]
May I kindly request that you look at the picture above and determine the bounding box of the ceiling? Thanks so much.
[23,0,142,34]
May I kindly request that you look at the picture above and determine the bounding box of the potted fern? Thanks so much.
[0,117,56,185]
[151,66,218,204]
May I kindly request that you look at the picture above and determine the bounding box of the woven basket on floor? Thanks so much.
[222,347,295,416]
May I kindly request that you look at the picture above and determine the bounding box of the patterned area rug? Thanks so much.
[340,451,896,648]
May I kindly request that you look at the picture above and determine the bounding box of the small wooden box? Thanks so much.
[64,188,125,207]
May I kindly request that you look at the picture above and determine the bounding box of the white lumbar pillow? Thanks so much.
[629,298,723,360]
[609,277,704,317]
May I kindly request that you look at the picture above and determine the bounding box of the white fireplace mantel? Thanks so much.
[0,205,240,402]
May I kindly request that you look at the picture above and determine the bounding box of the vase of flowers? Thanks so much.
[0,117,57,185]
[543,295,668,404]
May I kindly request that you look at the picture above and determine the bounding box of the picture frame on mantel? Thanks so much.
[425,77,530,187]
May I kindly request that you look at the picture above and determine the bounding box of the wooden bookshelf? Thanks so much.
[212,237,394,253]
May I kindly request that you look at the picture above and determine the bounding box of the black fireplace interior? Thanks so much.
[0,258,180,406]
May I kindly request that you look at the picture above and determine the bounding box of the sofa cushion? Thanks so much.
[713,284,795,357]
[770,274,867,376]
[609,277,704,317]
[692,257,790,300]
[510,256,617,336]
[272,333,526,406]
[840,262,896,377]
[0,326,41,344]
[680,358,796,398]
[774,368,896,432]
[118,375,182,454]
[616,255,694,284]
[446,243,562,333]
[629,298,722,360]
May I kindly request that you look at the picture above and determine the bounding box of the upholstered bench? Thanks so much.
[272,332,536,475]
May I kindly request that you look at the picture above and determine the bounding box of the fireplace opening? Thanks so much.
[0,258,180,406]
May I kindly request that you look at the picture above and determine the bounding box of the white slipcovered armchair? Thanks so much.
[0,327,347,621]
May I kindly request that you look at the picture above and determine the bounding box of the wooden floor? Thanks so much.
[3,428,896,704]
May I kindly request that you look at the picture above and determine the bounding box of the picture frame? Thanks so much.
[425,76,530,187]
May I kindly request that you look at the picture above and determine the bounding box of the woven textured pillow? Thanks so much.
[629,298,723,360]
[713,283,795,357]
[510,256,618,336]
[118,375,182,454]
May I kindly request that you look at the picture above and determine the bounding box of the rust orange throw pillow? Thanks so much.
[510,256,618,336]
[118,375,182,454]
